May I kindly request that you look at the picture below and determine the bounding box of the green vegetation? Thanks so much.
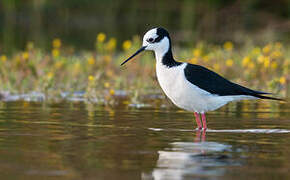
[0,33,288,105]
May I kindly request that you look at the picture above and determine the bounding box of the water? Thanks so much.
[0,101,289,180]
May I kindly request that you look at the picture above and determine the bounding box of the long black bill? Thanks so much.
[120,46,146,66]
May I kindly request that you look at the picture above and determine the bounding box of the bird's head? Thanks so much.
[121,27,171,66]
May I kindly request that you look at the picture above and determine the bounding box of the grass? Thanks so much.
[0,33,289,106]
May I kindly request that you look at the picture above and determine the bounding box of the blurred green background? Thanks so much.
[0,0,289,101]
[1,0,289,53]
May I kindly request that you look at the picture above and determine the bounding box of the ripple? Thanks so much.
[206,129,290,133]
[148,128,290,133]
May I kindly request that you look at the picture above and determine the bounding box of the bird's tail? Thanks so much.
[253,94,286,101]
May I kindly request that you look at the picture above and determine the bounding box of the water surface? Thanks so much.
[0,101,289,180]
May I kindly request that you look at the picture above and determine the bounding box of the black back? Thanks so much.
[184,63,269,96]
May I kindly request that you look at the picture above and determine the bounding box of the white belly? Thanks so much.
[156,63,254,113]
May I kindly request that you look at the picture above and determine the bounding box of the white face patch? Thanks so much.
[142,28,158,48]
[142,28,170,62]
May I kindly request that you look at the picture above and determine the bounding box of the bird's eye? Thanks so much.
[147,38,154,43]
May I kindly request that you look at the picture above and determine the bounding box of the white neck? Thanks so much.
[154,37,170,64]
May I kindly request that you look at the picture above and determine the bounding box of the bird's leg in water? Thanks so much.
[194,129,206,142]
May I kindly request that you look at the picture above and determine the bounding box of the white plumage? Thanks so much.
[121,27,281,129]
[156,61,255,113]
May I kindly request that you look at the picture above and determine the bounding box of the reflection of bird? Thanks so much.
[141,137,231,180]
[121,27,283,130]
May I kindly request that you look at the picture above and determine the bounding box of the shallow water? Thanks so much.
[0,101,289,180]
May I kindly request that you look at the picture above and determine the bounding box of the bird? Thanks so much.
[121,27,283,130]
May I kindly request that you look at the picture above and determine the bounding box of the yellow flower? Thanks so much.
[193,48,201,57]
[213,63,220,71]
[46,72,54,79]
[109,89,115,96]
[262,44,271,54]
[263,56,270,63]
[248,62,255,69]
[87,57,95,65]
[0,55,7,62]
[97,33,106,43]
[22,52,29,60]
[105,38,117,51]
[242,57,251,67]
[257,55,264,63]
[263,58,270,68]
[251,47,261,55]
[88,75,94,81]
[271,51,282,59]
[279,76,286,85]
[52,49,60,57]
[122,40,132,51]
[104,82,110,88]
[270,61,278,69]
[190,57,198,64]
[223,41,233,51]
[225,59,234,67]
[52,38,61,48]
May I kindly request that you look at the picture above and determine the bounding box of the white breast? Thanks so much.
[156,62,254,113]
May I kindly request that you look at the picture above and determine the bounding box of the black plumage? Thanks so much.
[184,63,282,101]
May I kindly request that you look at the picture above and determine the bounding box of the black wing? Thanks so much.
[184,63,282,100]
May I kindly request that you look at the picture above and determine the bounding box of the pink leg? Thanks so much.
[194,112,202,129]
[201,113,207,130]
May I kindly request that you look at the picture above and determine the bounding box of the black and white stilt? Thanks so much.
[121,27,283,130]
